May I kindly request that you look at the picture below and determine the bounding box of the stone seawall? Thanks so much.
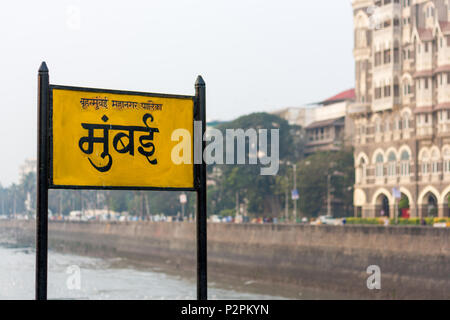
[0,220,449,299]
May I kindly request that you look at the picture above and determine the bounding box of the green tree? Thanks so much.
[297,148,354,218]
[209,112,304,217]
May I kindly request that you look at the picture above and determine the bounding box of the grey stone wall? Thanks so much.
[0,220,449,299]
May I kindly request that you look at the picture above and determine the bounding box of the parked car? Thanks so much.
[210,215,221,223]
[315,215,342,226]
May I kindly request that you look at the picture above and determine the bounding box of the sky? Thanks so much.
[0,0,354,186]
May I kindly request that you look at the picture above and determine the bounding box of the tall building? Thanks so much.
[273,89,356,155]
[350,0,450,218]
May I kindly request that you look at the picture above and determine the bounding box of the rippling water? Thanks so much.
[0,244,287,300]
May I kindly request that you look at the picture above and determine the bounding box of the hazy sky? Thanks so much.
[0,0,354,186]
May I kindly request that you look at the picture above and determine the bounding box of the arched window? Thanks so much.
[361,158,367,180]
[385,118,391,132]
[431,150,440,174]
[443,148,450,174]
[421,151,429,174]
[425,5,435,19]
[395,116,402,131]
[400,150,410,176]
[404,83,411,95]
[356,29,367,48]
[359,124,366,135]
[354,12,369,48]
[403,79,412,96]
[402,113,409,130]
[388,152,397,176]
[374,118,382,134]
[376,153,384,177]
[356,157,367,184]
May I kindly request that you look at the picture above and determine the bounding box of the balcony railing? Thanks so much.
[347,103,370,115]
[373,98,394,112]
[416,125,433,137]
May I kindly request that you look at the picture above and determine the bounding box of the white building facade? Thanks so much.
[351,0,450,218]
[273,89,356,155]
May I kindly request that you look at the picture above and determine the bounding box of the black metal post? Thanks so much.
[36,61,49,300]
[195,75,207,300]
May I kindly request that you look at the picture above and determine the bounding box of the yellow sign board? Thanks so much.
[51,87,194,189]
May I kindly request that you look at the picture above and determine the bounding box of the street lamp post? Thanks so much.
[180,193,187,220]
[182,199,185,219]
[327,168,344,217]
[327,173,331,217]
[285,176,289,222]
[293,164,297,223]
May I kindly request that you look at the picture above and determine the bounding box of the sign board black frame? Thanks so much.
[36,62,208,300]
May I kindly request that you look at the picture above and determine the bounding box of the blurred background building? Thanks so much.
[273,89,356,155]
[350,0,450,218]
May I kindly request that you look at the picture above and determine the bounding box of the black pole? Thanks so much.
[195,75,207,300]
[36,61,49,300]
